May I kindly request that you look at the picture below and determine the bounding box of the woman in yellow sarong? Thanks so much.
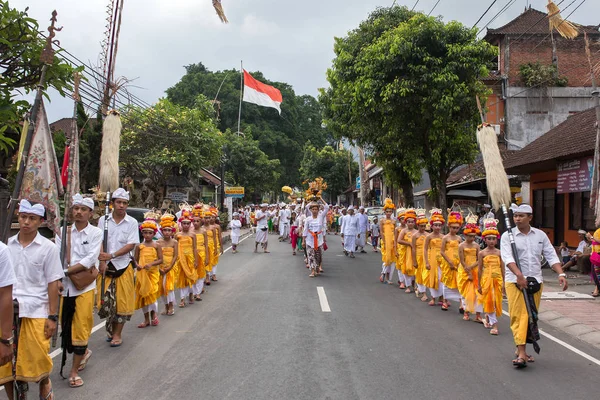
[424,208,444,307]
[192,204,209,300]
[204,212,216,286]
[135,219,163,328]
[397,209,417,292]
[379,198,396,284]
[158,213,179,316]
[394,208,407,287]
[409,210,428,301]
[458,213,482,322]
[177,210,198,307]
[440,211,463,311]
[478,218,504,336]
[209,208,223,282]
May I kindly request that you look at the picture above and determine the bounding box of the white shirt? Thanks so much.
[256,210,268,229]
[230,220,242,237]
[55,223,103,296]
[0,242,16,288]
[7,232,64,318]
[576,240,587,254]
[303,216,326,248]
[358,213,369,232]
[500,226,561,283]
[341,214,360,235]
[370,222,380,237]
[97,213,140,270]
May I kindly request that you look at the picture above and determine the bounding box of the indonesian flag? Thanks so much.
[242,70,282,114]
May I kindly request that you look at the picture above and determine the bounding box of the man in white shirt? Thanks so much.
[97,188,139,348]
[0,242,16,368]
[56,194,102,387]
[500,204,567,368]
[255,204,270,253]
[341,206,360,258]
[356,206,369,253]
[1,200,63,399]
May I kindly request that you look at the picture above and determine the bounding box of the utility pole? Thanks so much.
[357,146,367,207]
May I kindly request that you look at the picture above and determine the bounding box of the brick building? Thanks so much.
[483,7,599,149]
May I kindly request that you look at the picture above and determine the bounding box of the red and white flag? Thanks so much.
[242,69,282,114]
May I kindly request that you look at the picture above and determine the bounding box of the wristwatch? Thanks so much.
[558,273,567,278]
[47,315,58,322]
[0,337,13,346]
[110,253,116,259]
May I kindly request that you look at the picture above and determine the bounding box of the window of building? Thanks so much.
[533,189,555,228]
[569,191,595,231]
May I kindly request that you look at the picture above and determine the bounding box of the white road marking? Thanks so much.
[501,310,600,367]
[317,286,331,312]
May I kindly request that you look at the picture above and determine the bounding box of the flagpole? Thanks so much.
[237,60,243,136]
[1,11,60,244]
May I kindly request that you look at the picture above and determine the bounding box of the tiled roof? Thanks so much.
[485,7,599,38]
[49,118,74,135]
[504,107,597,171]
[199,168,221,186]
[448,150,516,185]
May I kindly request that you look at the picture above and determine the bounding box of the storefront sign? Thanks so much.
[225,187,244,198]
[167,190,188,202]
[452,199,478,212]
[557,156,593,194]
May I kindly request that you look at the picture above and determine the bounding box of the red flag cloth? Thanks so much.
[242,70,282,114]
[61,145,70,188]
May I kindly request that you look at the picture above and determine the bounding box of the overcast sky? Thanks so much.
[11,0,600,123]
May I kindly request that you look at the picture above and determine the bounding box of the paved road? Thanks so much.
[42,233,599,400]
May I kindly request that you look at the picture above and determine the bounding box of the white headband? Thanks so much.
[72,193,94,210]
[111,188,130,201]
[19,199,45,217]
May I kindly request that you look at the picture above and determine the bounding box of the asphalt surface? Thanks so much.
[41,233,599,400]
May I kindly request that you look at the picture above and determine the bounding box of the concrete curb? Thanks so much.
[539,312,600,350]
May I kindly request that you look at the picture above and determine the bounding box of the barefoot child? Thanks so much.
[440,211,463,311]
[478,218,505,336]
[135,218,164,328]
[158,213,179,316]
[458,212,482,322]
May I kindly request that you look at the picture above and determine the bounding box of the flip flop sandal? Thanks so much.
[490,329,499,335]
[463,314,470,321]
[106,335,113,342]
[69,376,84,388]
[110,340,122,348]
[77,350,92,371]
[151,317,159,326]
[441,304,449,311]
[473,317,484,324]
[512,357,527,368]
[40,384,54,399]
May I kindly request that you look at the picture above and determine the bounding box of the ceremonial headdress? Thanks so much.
[72,193,94,210]
[429,208,445,225]
[19,199,45,217]
[463,212,481,235]
[404,208,417,222]
[415,208,428,225]
[383,198,395,211]
[482,218,500,238]
[178,210,193,223]
[209,206,218,217]
[511,203,532,214]
[160,213,177,230]
[192,203,204,218]
[397,207,406,220]
[111,188,129,201]
[447,210,463,226]
[140,218,158,233]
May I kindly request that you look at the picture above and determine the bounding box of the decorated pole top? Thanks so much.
[40,10,62,64]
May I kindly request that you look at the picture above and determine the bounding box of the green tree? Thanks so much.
[321,6,496,210]
[0,1,80,152]
[119,97,223,206]
[223,129,280,201]
[166,63,333,189]
[300,143,358,202]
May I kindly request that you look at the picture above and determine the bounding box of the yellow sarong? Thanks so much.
[196,232,207,279]
[425,238,442,290]
[457,247,479,313]
[135,245,161,309]
[414,234,429,285]
[440,239,460,289]
[401,231,415,277]
[206,230,215,272]
[177,234,198,288]
[72,290,94,346]
[381,220,395,267]
[478,255,503,315]
[96,263,135,317]
[0,318,51,384]
[506,282,543,346]
[159,246,178,295]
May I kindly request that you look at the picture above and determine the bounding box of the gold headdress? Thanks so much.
[383,198,395,211]
[482,218,500,238]
[160,212,177,230]
[404,208,417,222]
[429,208,445,224]
[447,209,463,226]
[396,207,406,220]
[192,203,204,218]
[463,212,481,235]
[416,208,428,225]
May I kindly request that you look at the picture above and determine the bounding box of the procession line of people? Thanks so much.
[0,189,228,397]
[373,200,569,368]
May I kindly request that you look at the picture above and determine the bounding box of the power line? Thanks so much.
[411,0,420,11]
[477,0,517,36]
[428,0,442,16]
[472,0,499,28]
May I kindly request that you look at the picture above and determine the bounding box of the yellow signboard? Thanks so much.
[225,187,245,196]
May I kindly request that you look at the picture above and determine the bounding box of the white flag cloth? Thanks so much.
[242,69,282,114]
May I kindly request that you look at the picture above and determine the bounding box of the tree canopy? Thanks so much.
[0,1,80,153]
[320,6,496,209]
[166,63,334,190]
